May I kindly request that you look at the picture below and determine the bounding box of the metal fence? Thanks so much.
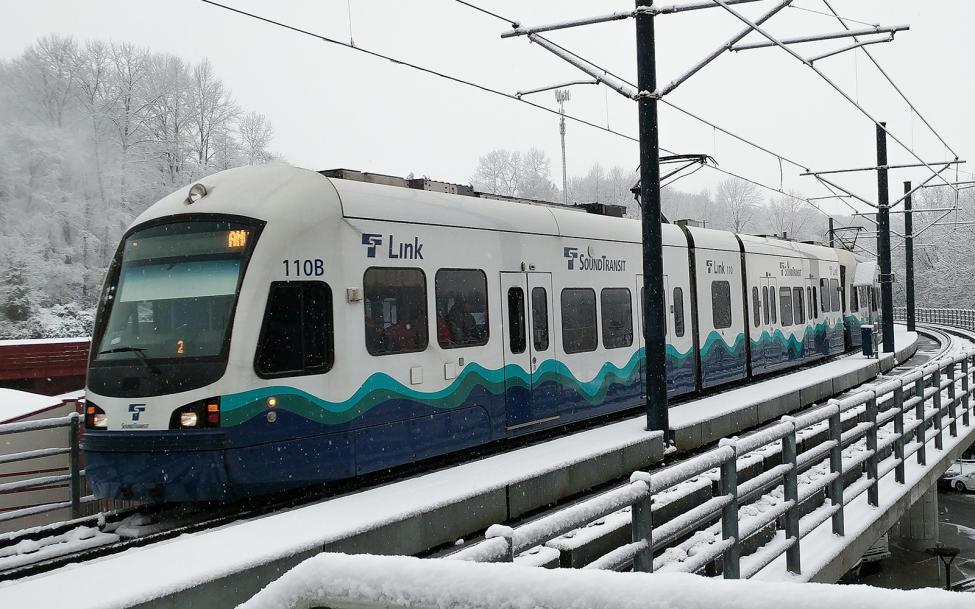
[894,307,975,332]
[0,411,92,525]
[450,344,974,579]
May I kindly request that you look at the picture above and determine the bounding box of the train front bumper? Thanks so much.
[83,430,230,502]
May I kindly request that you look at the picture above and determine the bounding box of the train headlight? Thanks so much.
[170,397,221,429]
[180,412,199,427]
[85,403,108,430]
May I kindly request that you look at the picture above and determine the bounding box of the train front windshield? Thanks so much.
[94,220,257,363]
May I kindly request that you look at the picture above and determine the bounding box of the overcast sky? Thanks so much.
[3,0,972,216]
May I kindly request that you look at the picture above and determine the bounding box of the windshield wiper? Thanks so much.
[98,346,161,375]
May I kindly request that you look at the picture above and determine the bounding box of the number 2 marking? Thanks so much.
[177,339,185,354]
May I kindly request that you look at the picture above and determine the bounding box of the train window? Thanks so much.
[811,286,818,319]
[851,287,859,311]
[562,289,598,353]
[770,287,777,324]
[435,269,489,349]
[601,288,634,349]
[820,279,830,313]
[752,287,761,328]
[256,282,333,377]
[711,281,732,329]
[830,279,840,312]
[532,287,549,351]
[762,286,770,325]
[363,268,428,356]
[793,287,805,325]
[779,287,793,326]
[508,287,526,354]
[673,287,685,337]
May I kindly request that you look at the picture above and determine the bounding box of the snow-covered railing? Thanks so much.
[895,306,975,331]
[0,412,91,524]
[449,347,975,580]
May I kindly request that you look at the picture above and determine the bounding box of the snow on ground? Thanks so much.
[669,328,916,428]
[0,388,62,423]
[237,552,972,609]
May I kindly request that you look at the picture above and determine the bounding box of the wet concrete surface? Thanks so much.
[846,486,975,590]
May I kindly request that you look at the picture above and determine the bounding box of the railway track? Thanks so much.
[1,327,951,581]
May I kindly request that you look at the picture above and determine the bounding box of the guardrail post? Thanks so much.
[827,401,845,536]
[631,488,654,573]
[933,367,944,451]
[865,393,879,507]
[68,412,82,519]
[485,525,515,563]
[964,357,972,428]
[915,376,927,466]
[947,362,958,437]
[718,439,740,579]
[893,383,905,485]
[781,419,801,575]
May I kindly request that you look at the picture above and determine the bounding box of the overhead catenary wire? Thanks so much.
[203,0,835,219]
[207,0,929,235]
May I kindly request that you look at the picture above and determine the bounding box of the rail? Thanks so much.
[894,306,975,332]
[450,337,975,579]
[0,409,93,524]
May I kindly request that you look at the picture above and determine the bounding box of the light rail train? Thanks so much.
[82,166,881,502]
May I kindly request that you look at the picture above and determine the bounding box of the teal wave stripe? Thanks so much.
[220,330,747,427]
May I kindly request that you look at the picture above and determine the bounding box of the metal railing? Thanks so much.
[0,410,93,524]
[894,306,975,332]
[450,344,975,579]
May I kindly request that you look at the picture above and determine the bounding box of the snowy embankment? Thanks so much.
[1,387,84,423]
[237,552,971,609]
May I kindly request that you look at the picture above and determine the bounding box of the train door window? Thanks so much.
[779,287,793,326]
[673,287,685,337]
[820,279,830,312]
[601,288,633,349]
[852,287,859,311]
[770,287,777,324]
[793,287,805,325]
[508,287,527,354]
[711,281,732,329]
[752,287,761,328]
[762,286,770,325]
[435,269,489,349]
[830,279,840,312]
[807,286,814,320]
[363,268,428,356]
[532,287,549,351]
[811,286,818,319]
[256,282,333,377]
[562,289,597,353]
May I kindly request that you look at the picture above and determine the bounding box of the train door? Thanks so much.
[760,277,777,369]
[636,275,672,391]
[501,272,557,430]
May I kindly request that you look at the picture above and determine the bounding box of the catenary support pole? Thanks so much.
[876,123,895,353]
[904,181,915,332]
[636,0,669,434]
[828,217,834,248]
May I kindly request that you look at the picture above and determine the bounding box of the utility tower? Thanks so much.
[555,88,571,205]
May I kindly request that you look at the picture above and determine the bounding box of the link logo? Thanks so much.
[361,233,383,258]
[360,233,424,260]
[128,404,146,421]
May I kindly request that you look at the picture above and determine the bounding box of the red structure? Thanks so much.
[0,338,89,395]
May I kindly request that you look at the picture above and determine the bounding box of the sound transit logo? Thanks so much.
[563,246,626,272]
